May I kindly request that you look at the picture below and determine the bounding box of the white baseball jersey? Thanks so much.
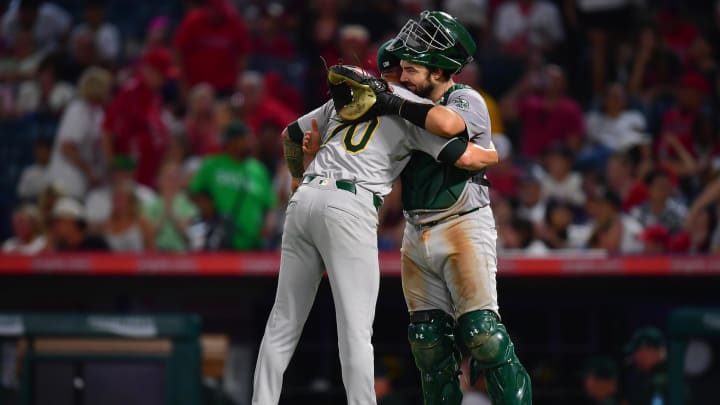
[289,87,466,196]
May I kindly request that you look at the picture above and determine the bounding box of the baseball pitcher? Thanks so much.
[252,65,498,405]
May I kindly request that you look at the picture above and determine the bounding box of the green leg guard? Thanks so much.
[457,310,532,405]
[408,310,463,405]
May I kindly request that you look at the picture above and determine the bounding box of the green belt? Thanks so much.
[416,207,481,228]
[302,175,382,209]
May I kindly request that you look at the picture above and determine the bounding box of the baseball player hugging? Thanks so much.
[251,58,498,405]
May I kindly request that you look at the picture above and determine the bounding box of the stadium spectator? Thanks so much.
[85,156,157,233]
[374,360,408,405]
[189,121,276,250]
[102,48,175,188]
[656,73,711,175]
[537,145,585,206]
[586,191,643,254]
[69,0,121,67]
[637,224,671,254]
[103,180,154,252]
[174,0,250,96]
[146,162,198,252]
[0,27,46,90]
[485,134,520,198]
[187,191,230,251]
[493,0,564,57]
[501,216,549,255]
[630,170,687,235]
[144,16,171,51]
[538,199,590,250]
[670,206,718,254]
[16,54,74,116]
[247,3,295,67]
[516,173,547,226]
[49,196,109,251]
[337,24,375,74]
[46,66,112,199]
[502,64,585,159]
[223,71,296,136]
[584,83,651,159]
[453,61,505,135]
[1,0,71,53]
[628,24,682,103]
[621,327,668,405]
[184,83,221,156]
[2,204,45,254]
[16,137,51,201]
[581,356,621,405]
[564,0,640,96]
[604,151,649,213]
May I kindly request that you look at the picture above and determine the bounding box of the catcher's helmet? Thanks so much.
[387,10,476,74]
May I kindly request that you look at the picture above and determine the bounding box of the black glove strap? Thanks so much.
[399,101,433,129]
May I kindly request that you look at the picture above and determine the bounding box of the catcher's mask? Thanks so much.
[387,10,476,74]
[327,65,378,122]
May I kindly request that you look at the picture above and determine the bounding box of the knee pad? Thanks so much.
[456,310,514,369]
[408,310,457,372]
[457,310,532,404]
[408,310,463,405]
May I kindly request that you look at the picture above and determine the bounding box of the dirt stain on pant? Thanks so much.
[444,219,485,314]
[401,253,423,312]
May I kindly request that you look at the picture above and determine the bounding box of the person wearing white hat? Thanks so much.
[50,196,109,251]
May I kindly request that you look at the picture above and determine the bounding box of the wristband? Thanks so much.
[399,101,433,129]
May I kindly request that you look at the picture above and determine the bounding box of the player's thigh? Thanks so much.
[270,198,325,326]
[400,223,454,316]
[430,208,499,317]
[317,191,380,325]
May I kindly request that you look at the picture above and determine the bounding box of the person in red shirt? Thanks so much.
[502,64,585,159]
[102,48,176,188]
[656,72,710,177]
[173,0,250,96]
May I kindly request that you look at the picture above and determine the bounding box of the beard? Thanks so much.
[405,71,434,99]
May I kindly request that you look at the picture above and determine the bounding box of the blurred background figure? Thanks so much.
[1,0,71,53]
[49,196,108,251]
[16,136,51,201]
[586,191,643,254]
[103,180,154,252]
[84,155,157,233]
[189,121,276,251]
[102,47,175,188]
[582,83,650,171]
[146,161,198,252]
[622,327,668,405]
[493,0,564,58]
[581,356,621,405]
[374,358,408,405]
[502,64,585,159]
[69,0,120,68]
[184,82,221,157]
[2,204,45,254]
[47,66,112,199]
[630,170,687,235]
[174,0,249,97]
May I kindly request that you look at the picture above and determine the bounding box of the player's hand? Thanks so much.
[303,118,321,157]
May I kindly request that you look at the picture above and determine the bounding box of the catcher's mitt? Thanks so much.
[327,65,393,123]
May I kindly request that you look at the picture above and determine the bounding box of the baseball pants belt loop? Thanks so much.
[302,175,382,210]
[419,207,481,228]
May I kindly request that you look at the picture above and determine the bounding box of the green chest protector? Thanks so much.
[401,84,484,211]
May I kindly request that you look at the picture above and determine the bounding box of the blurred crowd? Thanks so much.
[1,0,720,255]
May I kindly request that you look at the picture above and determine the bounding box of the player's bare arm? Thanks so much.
[281,127,304,191]
[454,141,498,170]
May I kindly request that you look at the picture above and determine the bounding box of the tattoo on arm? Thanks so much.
[283,136,305,178]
